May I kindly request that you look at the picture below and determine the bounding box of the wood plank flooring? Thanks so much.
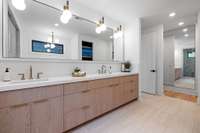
[164,90,198,103]
[68,94,200,133]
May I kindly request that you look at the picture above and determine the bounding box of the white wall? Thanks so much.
[124,18,141,72]
[0,59,121,80]
[196,13,200,104]
[164,36,175,85]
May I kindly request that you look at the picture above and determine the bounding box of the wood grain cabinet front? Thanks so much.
[31,97,63,133]
[63,82,96,131]
[123,75,139,103]
[0,103,31,133]
[0,75,139,133]
[0,85,63,133]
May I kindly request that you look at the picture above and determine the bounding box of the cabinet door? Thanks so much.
[113,84,124,108]
[124,81,137,103]
[63,89,96,131]
[0,104,30,133]
[95,86,113,116]
[31,97,63,133]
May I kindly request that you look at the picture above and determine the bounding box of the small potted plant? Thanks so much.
[121,61,132,72]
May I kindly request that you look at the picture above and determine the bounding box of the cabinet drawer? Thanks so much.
[122,75,138,83]
[64,89,93,113]
[64,108,86,131]
[64,82,89,95]
[0,85,63,109]
[88,78,120,89]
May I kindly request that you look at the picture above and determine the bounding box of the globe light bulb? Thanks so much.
[60,9,72,24]
[96,26,101,34]
[12,0,26,11]
[100,24,107,31]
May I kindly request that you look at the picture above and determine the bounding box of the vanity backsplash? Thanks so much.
[0,60,121,81]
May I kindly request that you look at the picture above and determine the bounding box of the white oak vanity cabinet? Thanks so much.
[0,85,63,133]
[63,74,138,132]
[0,74,138,133]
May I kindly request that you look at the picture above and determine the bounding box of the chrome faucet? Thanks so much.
[29,65,33,79]
[101,65,107,74]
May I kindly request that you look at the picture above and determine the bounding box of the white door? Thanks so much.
[141,31,157,94]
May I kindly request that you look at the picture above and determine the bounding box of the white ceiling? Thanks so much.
[73,0,200,26]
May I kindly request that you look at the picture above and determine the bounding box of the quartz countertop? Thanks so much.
[0,72,138,92]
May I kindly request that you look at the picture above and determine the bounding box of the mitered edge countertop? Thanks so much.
[0,72,138,92]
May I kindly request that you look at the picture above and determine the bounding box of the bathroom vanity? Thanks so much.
[0,73,138,133]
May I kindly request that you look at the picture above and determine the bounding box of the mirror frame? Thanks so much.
[0,0,125,62]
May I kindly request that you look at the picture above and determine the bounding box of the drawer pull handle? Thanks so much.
[34,99,48,104]
[82,105,90,109]
[82,90,91,93]
[109,84,119,87]
[11,103,28,108]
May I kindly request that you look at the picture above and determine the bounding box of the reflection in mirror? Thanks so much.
[164,25,196,90]
[2,0,124,61]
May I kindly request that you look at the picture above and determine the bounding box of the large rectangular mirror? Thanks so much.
[1,0,124,61]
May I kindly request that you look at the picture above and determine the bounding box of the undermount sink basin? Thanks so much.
[3,78,49,84]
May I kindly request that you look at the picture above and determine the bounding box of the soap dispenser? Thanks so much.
[3,68,11,82]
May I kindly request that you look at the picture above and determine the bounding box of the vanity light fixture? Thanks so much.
[12,0,26,11]
[114,25,123,39]
[178,22,184,26]
[95,17,107,34]
[60,1,72,24]
[182,28,188,32]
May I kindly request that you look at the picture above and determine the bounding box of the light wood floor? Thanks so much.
[69,94,200,133]
[164,90,198,103]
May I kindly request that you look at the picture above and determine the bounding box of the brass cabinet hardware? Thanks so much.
[82,105,90,109]
[34,99,48,104]
[82,90,91,93]
[11,103,28,108]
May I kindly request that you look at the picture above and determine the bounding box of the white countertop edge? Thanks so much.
[0,72,138,92]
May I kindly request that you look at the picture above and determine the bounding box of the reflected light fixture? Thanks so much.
[184,34,189,37]
[178,22,184,26]
[12,0,26,11]
[169,12,176,18]
[182,28,188,32]
[60,1,72,24]
[95,17,107,34]
[54,23,59,27]
[114,25,123,39]
[45,32,59,51]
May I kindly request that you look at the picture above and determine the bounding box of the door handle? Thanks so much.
[150,70,156,72]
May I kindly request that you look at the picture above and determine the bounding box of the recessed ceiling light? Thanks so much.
[169,12,176,17]
[54,23,59,27]
[178,22,184,26]
[182,28,188,32]
[184,34,189,37]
